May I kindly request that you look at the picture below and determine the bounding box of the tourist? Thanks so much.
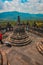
[0,31,4,44]
[5,41,12,47]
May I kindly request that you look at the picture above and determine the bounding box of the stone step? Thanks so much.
[36,42,43,55]
[11,34,28,40]
[11,37,30,44]
[0,50,10,65]
[39,45,43,51]
[11,40,32,47]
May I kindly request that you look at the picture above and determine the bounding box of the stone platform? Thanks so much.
[0,32,43,65]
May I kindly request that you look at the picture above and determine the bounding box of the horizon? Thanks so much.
[0,11,43,14]
[0,11,43,20]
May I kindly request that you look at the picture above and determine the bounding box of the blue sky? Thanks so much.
[2,0,12,2]
[0,0,43,14]
[1,0,27,3]
[21,0,27,3]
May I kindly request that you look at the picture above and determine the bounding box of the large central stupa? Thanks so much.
[10,16,32,46]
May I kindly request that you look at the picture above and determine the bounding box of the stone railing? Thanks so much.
[29,27,43,37]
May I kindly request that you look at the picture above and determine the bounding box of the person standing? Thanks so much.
[0,31,4,44]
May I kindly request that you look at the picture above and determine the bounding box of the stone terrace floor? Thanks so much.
[0,32,43,65]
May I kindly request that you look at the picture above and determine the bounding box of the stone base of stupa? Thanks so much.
[10,32,32,46]
[37,41,43,55]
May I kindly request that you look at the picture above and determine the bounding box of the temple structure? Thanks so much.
[10,16,32,46]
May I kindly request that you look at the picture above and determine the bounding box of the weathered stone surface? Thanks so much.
[0,32,43,65]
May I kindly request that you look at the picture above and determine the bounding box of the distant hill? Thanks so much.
[0,11,43,21]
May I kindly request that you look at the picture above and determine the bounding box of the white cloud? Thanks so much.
[0,0,43,14]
